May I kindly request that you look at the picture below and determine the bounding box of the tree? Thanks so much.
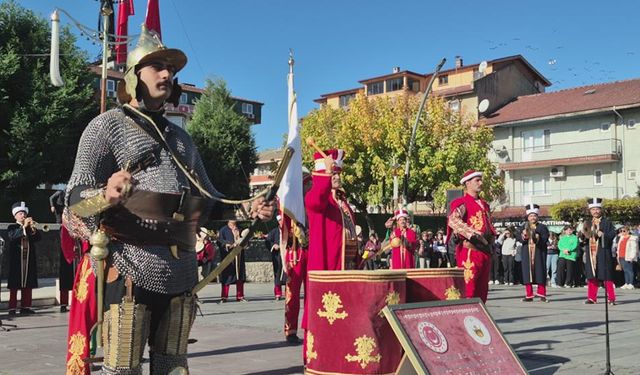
[0,1,98,193]
[300,93,503,226]
[188,78,257,199]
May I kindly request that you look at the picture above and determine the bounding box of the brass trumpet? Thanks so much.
[24,218,50,232]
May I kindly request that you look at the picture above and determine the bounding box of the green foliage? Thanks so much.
[550,197,640,223]
[549,199,589,222]
[300,93,503,212]
[0,1,98,193]
[187,78,257,199]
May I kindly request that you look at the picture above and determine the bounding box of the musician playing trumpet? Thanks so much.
[6,201,41,316]
[582,198,616,305]
[517,204,550,302]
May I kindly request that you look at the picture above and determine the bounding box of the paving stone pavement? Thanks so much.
[0,281,638,374]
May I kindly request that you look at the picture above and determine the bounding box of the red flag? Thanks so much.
[145,0,162,40]
[115,0,135,65]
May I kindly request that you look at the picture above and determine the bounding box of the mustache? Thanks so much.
[157,80,173,89]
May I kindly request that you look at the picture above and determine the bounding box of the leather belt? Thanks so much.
[101,190,209,250]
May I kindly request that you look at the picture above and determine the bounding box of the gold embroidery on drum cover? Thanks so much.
[469,211,484,232]
[345,335,382,369]
[66,332,87,375]
[378,290,400,317]
[445,286,462,300]
[306,331,318,362]
[317,291,349,324]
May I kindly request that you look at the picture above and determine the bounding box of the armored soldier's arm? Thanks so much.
[66,116,118,206]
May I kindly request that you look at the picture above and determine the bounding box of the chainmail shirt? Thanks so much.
[65,108,220,294]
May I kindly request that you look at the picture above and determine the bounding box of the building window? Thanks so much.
[241,102,254,115]
[522,129,551,152]
[386,78,403,92]
[438,75,449,85]
[523,175,548,196]
[448,100,460,112]
[407,78,420,92]
[627,119,636,129]
[106,79,116,98]
[628,170,637,180]
[339,94,355,108]
[600,122,611,132]
[594,169,603,185]
[179,93,188,104]
[367,81,384,95]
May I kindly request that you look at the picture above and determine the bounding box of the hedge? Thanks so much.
[549,197,640,224]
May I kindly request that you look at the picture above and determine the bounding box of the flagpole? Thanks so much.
[100,5,112,114]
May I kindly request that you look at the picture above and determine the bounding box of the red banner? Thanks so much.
[115,0,135,65]
[145,0,162,40]
[65,255,97,375]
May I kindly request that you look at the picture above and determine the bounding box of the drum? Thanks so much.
[305,270,406,375]
[406,268,466,302]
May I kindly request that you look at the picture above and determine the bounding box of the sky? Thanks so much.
[16,0,640,151]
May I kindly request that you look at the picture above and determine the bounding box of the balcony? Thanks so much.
[508,186,624,206]
[497,139,621,171]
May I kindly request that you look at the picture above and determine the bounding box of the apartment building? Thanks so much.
[314,55,551,121]
[89,66,263,129]
[250,148,283,194]
[486,78,640,211]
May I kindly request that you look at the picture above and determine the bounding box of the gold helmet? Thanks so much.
[116,24,187,105]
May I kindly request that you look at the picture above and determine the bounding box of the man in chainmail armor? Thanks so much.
[64,25,273,374]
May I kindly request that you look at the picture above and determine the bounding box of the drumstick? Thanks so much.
[305,137,328,158]
[374,237,402,258]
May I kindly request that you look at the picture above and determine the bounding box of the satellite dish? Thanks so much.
[478,60,488,74]
[478,99,490,113]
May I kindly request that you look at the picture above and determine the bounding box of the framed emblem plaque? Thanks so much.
[383,298,527,375]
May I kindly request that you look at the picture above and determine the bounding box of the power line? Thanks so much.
[170,0,206,78]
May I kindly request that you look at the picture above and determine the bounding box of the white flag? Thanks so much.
[277,55,305,227]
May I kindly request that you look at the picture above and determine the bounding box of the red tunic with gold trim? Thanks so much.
[447,193,496,302]
[390,227,417,269]
[305,173,356,271]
